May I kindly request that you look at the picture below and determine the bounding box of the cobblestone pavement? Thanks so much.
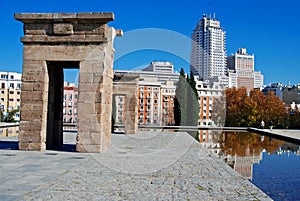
[0,132,271,200]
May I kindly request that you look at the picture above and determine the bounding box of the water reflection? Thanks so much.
[197,130,299,180]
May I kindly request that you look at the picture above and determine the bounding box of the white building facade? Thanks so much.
[227,48,264,91]
[0,71,22,121]
[190,14,227,82]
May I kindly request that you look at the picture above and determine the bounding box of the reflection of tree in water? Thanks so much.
[219,132,284,157]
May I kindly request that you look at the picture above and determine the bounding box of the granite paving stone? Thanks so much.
[0,132,272,200]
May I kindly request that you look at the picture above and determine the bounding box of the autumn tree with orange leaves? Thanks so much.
[225,87,287,127]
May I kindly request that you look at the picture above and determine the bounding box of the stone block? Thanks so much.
[21,91,44,101]
[53,23,74,35]
[76,144,102,153]
[78,122,101,133]
[76,132,101,144]
[19,142,46,151]
[21,82,34,91]
[77,113,102,123]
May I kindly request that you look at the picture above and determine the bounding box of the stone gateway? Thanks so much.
[15,13,122,152]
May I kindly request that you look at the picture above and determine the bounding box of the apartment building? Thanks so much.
[227,48,264,91]
[0,71,22,121]
[114,62,178,126]
[195,78,224,126]
[63,82,78,123]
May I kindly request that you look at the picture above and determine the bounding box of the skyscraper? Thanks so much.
[227,48,264,91]
[190,14,226,81]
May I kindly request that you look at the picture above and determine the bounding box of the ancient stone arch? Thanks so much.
[15,13,122,152]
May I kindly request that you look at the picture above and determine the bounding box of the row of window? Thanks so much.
[0,74,16,80]
[63,108,78,115]
[0,83,21,89]
[63,117,77,123]
[0,98,20,102]
[63,94,78,101]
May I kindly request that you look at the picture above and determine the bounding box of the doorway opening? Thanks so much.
[46,61,79,151]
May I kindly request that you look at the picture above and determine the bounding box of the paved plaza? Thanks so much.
[0,131,271,200]
[249,128,300,144]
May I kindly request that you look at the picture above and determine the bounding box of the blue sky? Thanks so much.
[0,0,300,85]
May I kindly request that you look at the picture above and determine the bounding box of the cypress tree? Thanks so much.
[174,69,200,127]
[174,68,188,126]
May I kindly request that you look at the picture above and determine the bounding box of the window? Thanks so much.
[10,75,14,79]
[9,83,14,89]
[0,98,4,102]
[17,83,21,89]
[1,74,8,79]
[9,91,14,94]
[17,91,21,95]
[1,83,5,88]
[69,94,72,101]
[68,109,72,115]
[9,99,14,102]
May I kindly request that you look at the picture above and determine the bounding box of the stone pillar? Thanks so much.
[15,13,121,152]
[113,74,139,134]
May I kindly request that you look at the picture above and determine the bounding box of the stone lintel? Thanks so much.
[21,35,107,43]
[14,12,114,24]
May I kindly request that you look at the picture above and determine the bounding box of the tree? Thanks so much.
[186,71,199,127]
[5,109,19,122]
[264,91,286,127]
[0,109,4,122]
[225,87,248,126]
[174,68,199,127]
[225,88,287,128]
[174,68,188,126]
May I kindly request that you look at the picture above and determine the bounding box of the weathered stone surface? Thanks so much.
[16,12,119,152]
[113,75,139,134]
[53,23,73,35]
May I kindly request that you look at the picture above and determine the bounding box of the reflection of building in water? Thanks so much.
[226,154,262,180]
[199,131,264,180]
[198,130,222,156]
[0,126,19,137]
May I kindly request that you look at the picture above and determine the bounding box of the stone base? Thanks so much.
[19,142,46,151]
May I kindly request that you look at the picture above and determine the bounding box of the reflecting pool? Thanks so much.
[197,131,300,201]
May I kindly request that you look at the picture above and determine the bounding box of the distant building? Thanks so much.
[190,14,227,82]
[195,78,224,126]
[142,61,174,73]
[63,82,78,123]
[282,84,300,105]
[114,62,178,126]
[227,48,264,91]
[0,71,22,121]
[262,83,284,100]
